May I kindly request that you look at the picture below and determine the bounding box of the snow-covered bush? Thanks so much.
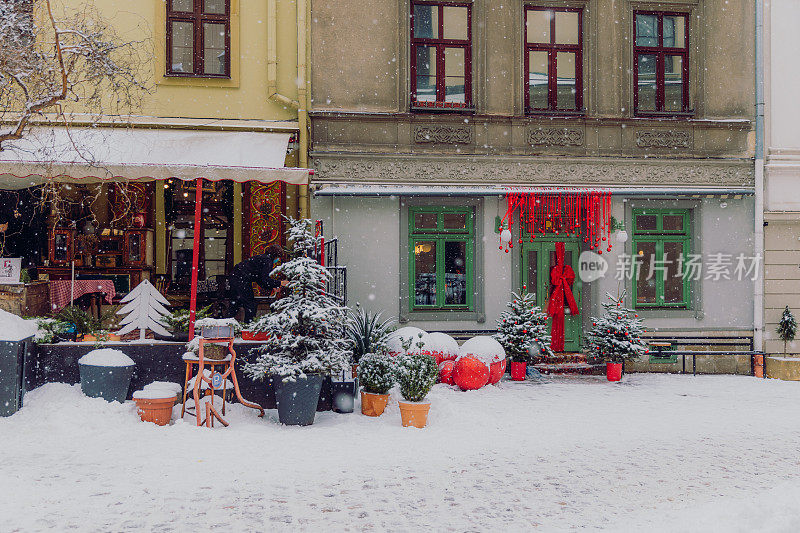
[358,352,396,395]
[395,352,438,403]
[346,308,395,364]
[243,218,349,382]
[34,317,74,344]
[494,289,552,362]
[585,292,647,363]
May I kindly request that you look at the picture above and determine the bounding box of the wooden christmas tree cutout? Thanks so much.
[116,279,171,339]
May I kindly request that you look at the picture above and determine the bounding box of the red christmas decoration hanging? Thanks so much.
[500,190,613,249]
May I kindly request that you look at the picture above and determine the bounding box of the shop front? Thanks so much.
[0,126,308,319]
[312,184,757,356]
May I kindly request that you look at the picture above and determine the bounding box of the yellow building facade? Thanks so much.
[3,0,311,308]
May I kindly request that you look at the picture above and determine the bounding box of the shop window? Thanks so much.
[632,209,691,309]
[167,0,230,77]
[409,206,474,310]
[525,6,583,113]
[165,180,233,291]
[634,11,690,115]
[410,1,472,109]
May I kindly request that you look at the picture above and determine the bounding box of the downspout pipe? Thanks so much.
[266,0,310,218]
[754,0,765,351]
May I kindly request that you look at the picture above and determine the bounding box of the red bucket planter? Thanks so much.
[241,331,269,341]
[510,362,527,381]
[606,362,623,382]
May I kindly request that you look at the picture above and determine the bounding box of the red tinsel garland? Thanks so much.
[500,190,613,254]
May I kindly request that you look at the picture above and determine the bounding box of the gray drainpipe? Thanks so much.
[754,0,765,351]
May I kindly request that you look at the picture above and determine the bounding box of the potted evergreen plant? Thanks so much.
[244,218,349,426]
[777,306,796,354]
[395,351,438,428]
[586,292,648,381]
[358,352,395,416]
[494,288,552,381]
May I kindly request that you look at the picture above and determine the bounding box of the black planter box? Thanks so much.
[0,336,34,417]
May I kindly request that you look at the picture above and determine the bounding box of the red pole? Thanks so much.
[188,178,204,340]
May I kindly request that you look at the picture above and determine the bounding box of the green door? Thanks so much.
[521,240,582,352]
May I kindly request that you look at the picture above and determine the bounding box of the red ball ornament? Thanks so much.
[439,360,456,385]
[505,249,509,253]
[453,356,490,391]
[488,359,506,385]
[499,245,503,250]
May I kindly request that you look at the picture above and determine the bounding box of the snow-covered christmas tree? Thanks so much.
[777,306,796,354]
[494,287,553,362]
[243,218,349,381]
[116,279,171,339]
[585,291,647,363]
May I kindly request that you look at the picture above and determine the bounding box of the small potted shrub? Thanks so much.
[132,388,176,426]
[494,288,552,381]
[395,351,438,428]
[346,307,394,376]
[244,218,349,426]
[358,352,395,417]
[586,292,647,382]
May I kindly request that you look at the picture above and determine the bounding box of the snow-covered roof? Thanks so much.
[0,126,310,190]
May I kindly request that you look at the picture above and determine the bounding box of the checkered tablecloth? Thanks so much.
[49,280,116,312]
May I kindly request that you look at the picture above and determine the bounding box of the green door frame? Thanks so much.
[521,236,582,352]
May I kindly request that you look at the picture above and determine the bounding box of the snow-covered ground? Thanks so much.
[2,374,799,532]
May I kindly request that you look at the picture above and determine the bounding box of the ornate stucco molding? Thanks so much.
[526,127,584,146]
[636,130,693,148]
[413,125,474,144]
[312,156,754,188]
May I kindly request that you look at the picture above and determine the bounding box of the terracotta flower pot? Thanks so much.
[133,396,175,426]
[510,361,527,381]
[360,390,389,417]
[398,400,431,428]
[606,362,623,382]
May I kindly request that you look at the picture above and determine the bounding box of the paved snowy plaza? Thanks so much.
[2,374,799,532]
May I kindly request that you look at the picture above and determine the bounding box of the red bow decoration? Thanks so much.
[547,242,579,352]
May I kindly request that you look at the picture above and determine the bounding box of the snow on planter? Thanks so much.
[143,381,182,394]
[385,326,428,356]
[195,317,240,338]
[78,349,135,367]
[0,309,38,342]
[132,389,176,400]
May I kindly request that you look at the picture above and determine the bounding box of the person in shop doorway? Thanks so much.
[228,244,288,323]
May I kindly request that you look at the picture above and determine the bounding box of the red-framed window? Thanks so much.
[633,11,690,116]
[166,0,230,78]
[410,1,472,109]
[524,6,583,113]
